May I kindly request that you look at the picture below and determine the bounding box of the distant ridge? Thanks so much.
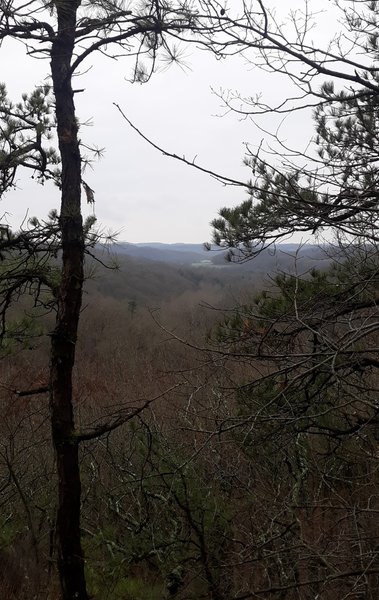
[110,242,326,271]
[112,242,211,265]
[89,242,332,308]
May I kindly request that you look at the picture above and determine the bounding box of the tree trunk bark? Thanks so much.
[50,1,88,598]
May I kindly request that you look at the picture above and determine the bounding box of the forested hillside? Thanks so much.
[1,242,378,599]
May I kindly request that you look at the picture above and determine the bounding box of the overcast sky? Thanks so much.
[1,1,336,244]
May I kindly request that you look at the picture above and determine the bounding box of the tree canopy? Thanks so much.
[209,0,379,253]
[1,2,379,599]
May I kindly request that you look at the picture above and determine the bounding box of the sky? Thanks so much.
[0,1,337,244]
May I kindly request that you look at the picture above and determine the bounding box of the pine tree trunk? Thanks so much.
[50,1,89,598]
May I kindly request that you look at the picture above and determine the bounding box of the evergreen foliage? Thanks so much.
[211,2,379,255]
